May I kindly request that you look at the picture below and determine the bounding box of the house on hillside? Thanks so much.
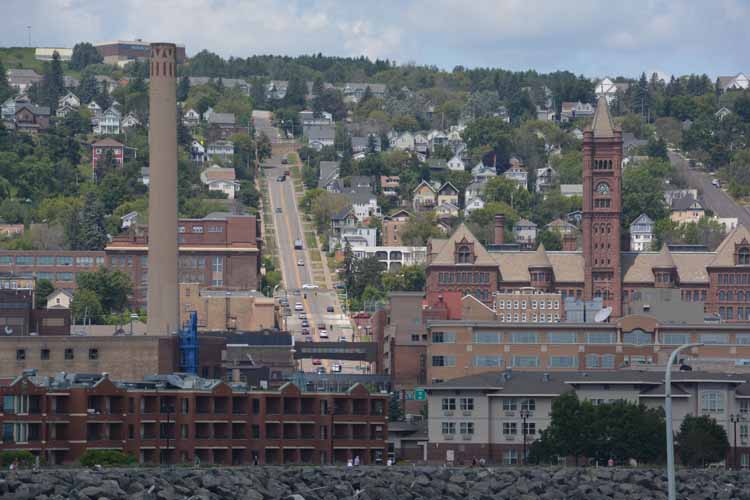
[630,213,654,252]
[390,131,415,151]
[380,176,399,197]
[58,92,80,110]
[717,73,749,92]
[535,166,556,194]
[382,209,411,246]
[6,69,42,93]
[91,138,125,171]
[183,108,200,127]
[437,182,459,207]
[595,78,629,104]
[46,289,73,310]
[503,158,528,189]
[513,218,538,249]
[670,194,705,224]
[447,151,466,171]
[471,161,496,184]
[207,140,234,163]
[318,161,341,192]
[200,165,240,199]
[435,202,459,219]
[121,112,141,130]
[92,107,121,135]
[190,140,207,164]
[560,101,594,122]
[14,103,50,133]
[412,180,437,212]
[307,124,335,151]
[342,83,387,103]
[207,112,243,140]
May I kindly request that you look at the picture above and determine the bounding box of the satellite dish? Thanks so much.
[594,307,613,323]
[4,326,13,335]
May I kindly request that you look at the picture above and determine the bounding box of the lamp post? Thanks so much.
[520,409,530,465]
[665,343,703,500]
[730,414,743,470]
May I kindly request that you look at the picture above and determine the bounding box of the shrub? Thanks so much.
[79,449,135,467]
[0,450,35,467]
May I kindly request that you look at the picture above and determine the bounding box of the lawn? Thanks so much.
[0,47,81,79]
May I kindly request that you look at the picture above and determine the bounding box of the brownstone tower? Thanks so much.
[146,43,179,334]
[582,97,623,317]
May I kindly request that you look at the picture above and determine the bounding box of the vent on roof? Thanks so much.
[504,368,512,381]
[542,372,550,382]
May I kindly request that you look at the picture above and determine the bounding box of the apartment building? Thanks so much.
[494,289,564,323]
[0,371,387,466]
[107,213,261,308]
[426,315,750,383]
[0,251,105,294]
[427,369,750,466]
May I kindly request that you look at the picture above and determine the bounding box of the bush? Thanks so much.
[0,450,35,467]
[79,449,135,467]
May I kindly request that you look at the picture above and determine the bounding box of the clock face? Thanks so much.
[596,182,610,194]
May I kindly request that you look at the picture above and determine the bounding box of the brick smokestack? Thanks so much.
[563,233,577,251]
[146,43,179,334]
[494,214,505,245]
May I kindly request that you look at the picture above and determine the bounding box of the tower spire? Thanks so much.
[590,96,615,138]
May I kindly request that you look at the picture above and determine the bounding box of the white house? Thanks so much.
[463,197,485,216]
[335,226,377,248]
[513,218,538,248]
[390,131,415,151]
[471,161,496,184]
[595,78,629,104]
[87,101,102,115]
[465,181,484,205]
[190,140,207,163]
[183,108,200,127]
[207,140,234,163]
[447,152,466,171]
[121,211,139,229]
[121,112,141,130]
[200,165,240,200]
[717,73,749,92]
[436,202,459,219]
[629,213,654,252]
[503,158,528,189]
[58,92,80,110]
[344,187,381,222]
[715,107,733,120]
[535,166,556,194]
[93,107,121,135]
[46,289,73,310]
[560,101,594,122]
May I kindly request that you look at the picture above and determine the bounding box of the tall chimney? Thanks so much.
[494,214,505,245]
[147,43,179,335]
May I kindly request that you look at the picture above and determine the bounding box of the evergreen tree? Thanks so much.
[77,74,99,104]
[388,393,403,421]
[69,42,103,71]
[79,191,108,250]
[35,279,55,308]
[284,74,307,108]
[176,75,190,102]
[631,72,650,121]
[312,76,324,98]
[42,52,65,113]
[0,59,12,103]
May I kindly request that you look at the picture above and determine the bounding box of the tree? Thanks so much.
[35,279,55,308]
[76,267,133,313]
[388,393,403,421]
[71,288,104,324]
[537,229,562,251]
[176,76,190,102]
[69,42,103,71]
[41,52,65,113]
[622,164,669,228]
[0,58,12,103]
[310,192,350,232]
[401,212,444,246]
[284,75,307,108]
[646,136,668,160]
[77,73,99,104]
[382,265,426,292]
[78,191,108,250]
[238,180,260,209]
[676,415,729,467]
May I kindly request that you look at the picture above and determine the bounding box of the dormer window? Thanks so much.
[457,245,472,264]
[740,248,750,265]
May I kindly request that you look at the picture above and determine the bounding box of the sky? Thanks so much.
[2,0,749,79]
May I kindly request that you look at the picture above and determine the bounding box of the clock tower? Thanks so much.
[582,97,623,317]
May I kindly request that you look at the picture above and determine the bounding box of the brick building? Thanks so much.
[107,213,261,309]
[0,371,387,465]
[179,283,275,332]
[425,97,750,323]
[0,251,105,296]
[91,138,125,171]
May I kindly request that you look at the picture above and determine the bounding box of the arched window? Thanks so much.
[719,291,726,301]
[740,248,750,265]
[740,291,745,302]
[457,245,472,264]
[728,291,734,301]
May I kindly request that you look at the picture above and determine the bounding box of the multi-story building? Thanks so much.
[630,213,655,251]
[0,371,387,466]
[494,289,563,323]
[382,209,411,246]
[178,283,275,332]
[94,40,186,64]
[427,369,750,466]
[92,107,121,135]
[0,251,105,295]
[425,97,750,323]
[106,213,261,309]
[206,140,234,163]
[91,138,125,171]
[352,246,427,272]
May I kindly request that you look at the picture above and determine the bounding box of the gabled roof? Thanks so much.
[429,224,497,266]
[318,161,340,188]
[92,138,124,148]
[514,218,537,228]
[438,181,458,194]
[208,112,236,125]
[201,165,236,182]
[413,179,437,194]
[589,96,616,138]
[671,194,703,211]
[709,225,750,267]
[652,244,676,268]
[630,213,654,227]
[528,243,552,268]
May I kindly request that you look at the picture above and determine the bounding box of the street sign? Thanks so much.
[414,388,426,401]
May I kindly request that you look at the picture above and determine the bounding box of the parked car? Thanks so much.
[301,320,309,328]
[302,283,319,290]
[281,158,289,165]
[331,364,342,373]
[301,328,310,335]
[319,330,329,339]
[276,175,285,182]
[294,239,303,250]
[297,258,304,266]
[294,302,303,311]
[326,305,335,313]
[312,359,322,365]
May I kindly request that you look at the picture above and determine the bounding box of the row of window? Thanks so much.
[718,307,750,321]
[497,300,560,310]
[593,159,614,170]
[178,225,224,234]
[432,354,617,369]
[718,290,750,302]
[498,312,561,323]
[0,255,104,267]
[680,290,708,302]
[718,272,750,284]
[16,348,98,361]
[437,271,491,284]
[435,330,750,346]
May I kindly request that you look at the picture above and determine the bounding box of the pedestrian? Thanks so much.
[353,455,360,466]
[608,458,614,467]
[479,457,486,467]
[194,455,201,468]
[471,457,477,467]
[347,458,353,468]
[253,454,259,466]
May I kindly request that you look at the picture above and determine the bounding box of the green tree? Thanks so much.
[483,176,532,212]
[77,73,99,104]
[388,393,403,421]
[622,165,668,229]
[41,51,65,113]
[69,42,103,71]
[462,116,513,168]
[537,229,562,251]
[78,191,108,250]
[0,58,12,103]
[35,279,55,309]
[284,74,307,108]
[71,288,104,324]
[176,76,190,102]
[646,136,668,160]
[676,415,729,467]
[238,180,260,209]
[76,267,133,313]
[400,212,444,246]
[540,392,593,465]
[382,265,426,292]
[310,192,350,232]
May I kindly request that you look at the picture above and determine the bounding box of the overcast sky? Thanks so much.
[3,0,749,79]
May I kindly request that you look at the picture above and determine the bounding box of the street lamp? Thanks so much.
[730,414,744,470]
[665,343,703,500]
[520,409,530,465]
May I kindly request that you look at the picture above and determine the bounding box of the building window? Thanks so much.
[503,422,517,435]
[521,399,536,412]
[442,422,456,435]
[192,226,204,233]
[473,331,501,344]
[15,256,33,265]
[474,355,503,367]
[431,331,455,344]
[586,332,615,344]
[662,333,691,345]
[212,256,224,273]
[523,422,536,435]
[700,391,725,414]
[457,245,472,264]
[459,422,474,435]
[88,348,99,360]
[547,332,577,343]
[623,330,652,345]
[502,399,517,412]
[40,349,49,360]
[585,354,599,368]
[460,398,474,411]
[441,398,456,411]
[512,355,539,368]
[740,248,750,265]
[410,334,420,342]
[549,356,577,368]
[510,332,538,344]
[740,400,750,415]
[15,349,25,361]
[64,348,74,360]
[700,333,729,345]
[432,356,455,367]
[601,354,615,369]
[503,449,519,465]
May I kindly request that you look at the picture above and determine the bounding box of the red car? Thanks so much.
[312,359,322,365]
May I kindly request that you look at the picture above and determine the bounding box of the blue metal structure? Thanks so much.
[178,311,199,375]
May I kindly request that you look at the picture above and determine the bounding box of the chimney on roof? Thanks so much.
[562,233,577,251]
[494,214,505,245]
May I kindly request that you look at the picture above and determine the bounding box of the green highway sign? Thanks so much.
[414,388,427,401]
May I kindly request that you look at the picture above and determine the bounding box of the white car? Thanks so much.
[319,330,329,339]
[294,303,304,311]
[297,258,304,266]
[331,364,342,373]
[302,283,319,290]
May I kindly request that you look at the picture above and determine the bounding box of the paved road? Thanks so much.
[669,151,750,227]
[252,110,281,144]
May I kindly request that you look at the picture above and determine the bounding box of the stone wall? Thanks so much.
[3,465,750,500]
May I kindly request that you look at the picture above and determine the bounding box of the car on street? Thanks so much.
[275,207,282,213]
[294,239,303,250]
[301,328,310,335]
[294,302,303,311]
[298,312,307,319]
[312,359,322,365]
[281,158,289,165]
[331,364,342,373]
[315,367,326,374]
[292,289,301,296]
[326,305,335,313]
[301,320,309,328]
[338,335,347,342]
[276,175,285,182]
[712,179,721,188]
[305,337,313,342]
[302,283,319,290]
[319,330,329,339]
[297,258,304,266]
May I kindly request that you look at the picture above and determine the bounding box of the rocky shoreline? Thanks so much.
[0,465,748,499]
